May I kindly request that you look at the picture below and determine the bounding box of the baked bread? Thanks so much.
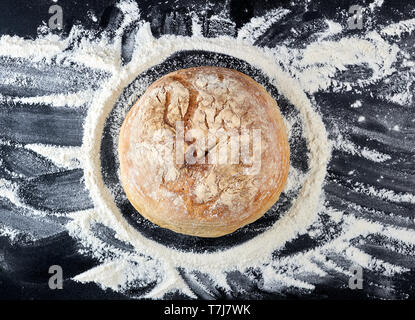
[118,66,290,237]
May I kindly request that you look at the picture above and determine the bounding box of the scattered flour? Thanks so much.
[381,18,415,38]
[369,0,385,12]
[353,182,415,204]
[351,100,362,108]
[237,9,290,43]
[12,91,93,108]
[25,144,82,169]
[333,131,392,163]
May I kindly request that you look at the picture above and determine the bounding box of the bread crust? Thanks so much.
[118,66,290,237]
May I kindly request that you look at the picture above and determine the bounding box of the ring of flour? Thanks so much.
[82,35,330,271]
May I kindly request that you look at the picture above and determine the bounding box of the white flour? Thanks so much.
[381,18,415,38]
[11,91,93,108]
[237,8,290,43]
[25,144,82,169]
[0,0,414,299]
[333,130,392,163]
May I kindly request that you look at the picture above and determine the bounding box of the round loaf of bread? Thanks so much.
[118,66,290,237]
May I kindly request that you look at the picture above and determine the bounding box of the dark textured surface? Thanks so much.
[0,0,414,300]
[0,105,86,146]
